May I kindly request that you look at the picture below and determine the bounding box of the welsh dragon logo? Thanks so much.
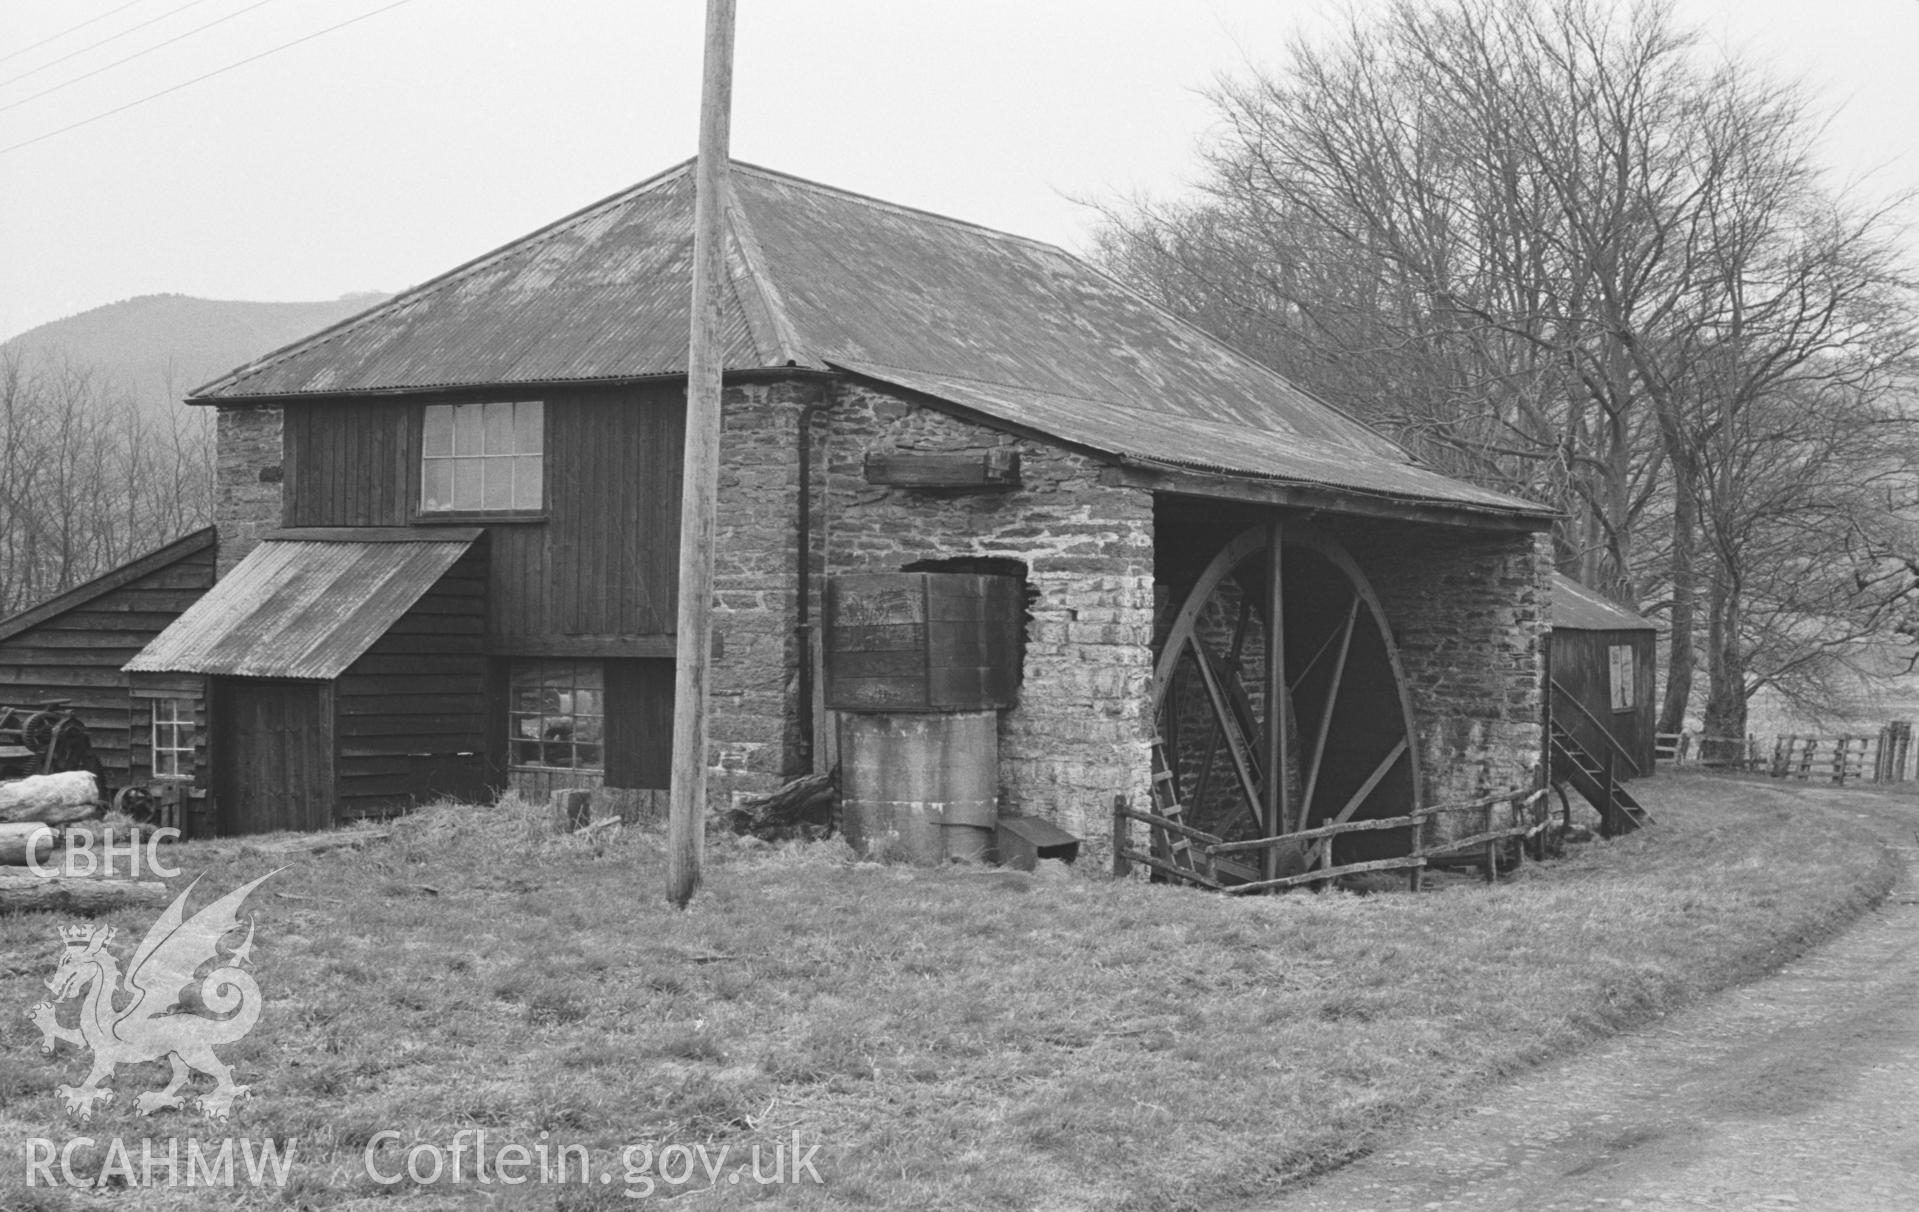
[26,872,276,1121]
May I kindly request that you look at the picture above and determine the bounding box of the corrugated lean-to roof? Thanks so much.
[124,533,479,679]
[1552,573,1656,632]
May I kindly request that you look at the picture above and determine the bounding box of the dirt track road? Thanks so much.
[1270,788,1919,1212]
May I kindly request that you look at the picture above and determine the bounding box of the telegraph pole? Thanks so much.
[667,0,736,908]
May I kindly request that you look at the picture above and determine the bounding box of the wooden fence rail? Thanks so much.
[1113,788,1549,895]
[1655,721,1914,785]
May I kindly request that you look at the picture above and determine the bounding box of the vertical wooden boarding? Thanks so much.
[605,658,674,790]
[216,679,335,834]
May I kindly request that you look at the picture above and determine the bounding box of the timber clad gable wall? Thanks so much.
[278,387,683,652]
[333,544,490,813]
[0,534,216,788]
[280,384,687,647]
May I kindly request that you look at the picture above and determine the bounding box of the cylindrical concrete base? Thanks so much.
[839,710,997,864]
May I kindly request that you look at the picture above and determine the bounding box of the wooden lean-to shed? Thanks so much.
[0,528,217,810]
[125,529,490,832]
[1548,573,1657,778]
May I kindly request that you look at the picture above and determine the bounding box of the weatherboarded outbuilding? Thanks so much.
[0,528,215,808]
[80,160,1558,848]
[1548,573,1658,779]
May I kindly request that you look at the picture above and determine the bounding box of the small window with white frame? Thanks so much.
[152,698,194,779]
[421,400,543,513]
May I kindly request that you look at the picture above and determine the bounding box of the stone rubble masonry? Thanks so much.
[1336,521,1551,835]
[818,382,1157,846]
[213,405,284,578]
[706,381,818,808]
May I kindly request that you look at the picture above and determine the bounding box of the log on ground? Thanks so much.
[0,822,53,866]
[0,873,170,915]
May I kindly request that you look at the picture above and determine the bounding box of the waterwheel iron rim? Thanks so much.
[1152,521,1423,864]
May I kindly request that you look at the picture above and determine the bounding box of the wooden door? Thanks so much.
[215,679,334,834]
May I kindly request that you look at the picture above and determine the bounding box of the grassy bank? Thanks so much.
[0,772,1906,1210]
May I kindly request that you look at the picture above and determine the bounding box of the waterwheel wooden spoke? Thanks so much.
[1152,523,1424,882]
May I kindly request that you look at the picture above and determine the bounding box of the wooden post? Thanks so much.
[1262,519,1288,881]
[1112,794,1130,878]
[666,0,737,909]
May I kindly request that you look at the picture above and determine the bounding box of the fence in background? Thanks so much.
[1655,720,1913,785]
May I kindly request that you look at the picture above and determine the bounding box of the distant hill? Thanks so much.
[1,292,391,414]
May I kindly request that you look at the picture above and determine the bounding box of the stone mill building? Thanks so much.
[5,160,1559,854]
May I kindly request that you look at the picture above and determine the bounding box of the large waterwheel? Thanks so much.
[1153,523,1422,881]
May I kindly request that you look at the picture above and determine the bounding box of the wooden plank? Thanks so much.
[264,526,485,544]
[1432,824,1533,853]
[824,677,934,711]
[335,683,488,705]
[828,623,927,655]
[1099,464,1550,532]
[863,452,1020,488]
[927,665,1011,707]
[830,577,928,626]
[1116,847,1223,889]
[1113,803,1226,847]
[40,608,198,629]
[0,645,142,665]
[1205,808,1439,856]
[336,719,484,743]
[3,630,181,649]
[489,633,679,659]
[829,648,923,680]
[1223,855,1428,894]
[0,667,135,688]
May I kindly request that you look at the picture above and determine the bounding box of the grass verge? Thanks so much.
[0,771,1906,1210]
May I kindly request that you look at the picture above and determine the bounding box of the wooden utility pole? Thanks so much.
[667,0,737,908]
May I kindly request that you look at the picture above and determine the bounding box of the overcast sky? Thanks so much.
[3,0,1915,343]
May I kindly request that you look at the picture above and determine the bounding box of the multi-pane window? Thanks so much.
[509,661,605,773]
[152,698,194,778]
[421,400,544,513]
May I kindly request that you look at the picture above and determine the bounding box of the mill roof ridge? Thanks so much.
[184,158,1552,521]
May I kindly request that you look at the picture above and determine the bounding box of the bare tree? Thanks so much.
[0,348,214,617]
[1100,0,1919,729]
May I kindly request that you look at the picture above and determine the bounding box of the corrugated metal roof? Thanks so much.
[1552,573,1655,632]
[189,161,1550,520]
[834,361,1539,515]
[124,536,478,679]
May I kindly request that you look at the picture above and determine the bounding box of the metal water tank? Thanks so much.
[825,573,1022,863]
